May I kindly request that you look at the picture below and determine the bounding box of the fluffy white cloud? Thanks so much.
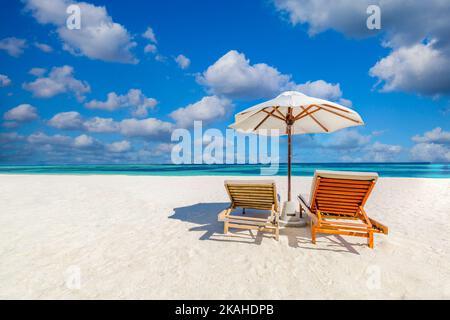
[0,37,27,57]
[107,140,131,153]
[0,74,11,87]
[365,142,402,162]
[197,50,350,102]
[410,127,450,162]
[48,111,84,130]
[73,134,96,148]
[34,42,52,53]
[197,50,291,99]
[27,132,72,146]
[154,142,175,154]
[47,111,114,132]
[118,118,173,138]
[273,0,450,95]
[3,104,38,122]
[24,0,137,63]
[324,130,371,149]
[294,80,351,106]
[410,143,450,162]
[273,0,450,46]
[175,54,191,69]
[26,132,132,158]
[46,111,172,138]
[142,26,158,55]
[412,127,450,144]
[85,89,157,117]
[83,117,119,133]
[29,67,47,77]
[170,95,233,128]
[23,65,90,101]
[320,129,402,161]
[144,44,157,54]
[369,42,450,95]
[142,27,157,43]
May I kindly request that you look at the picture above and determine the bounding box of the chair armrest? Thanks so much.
[297,194,318,224]
[369,217,389,234]
[218,207,232,222]
[297,194,311,211]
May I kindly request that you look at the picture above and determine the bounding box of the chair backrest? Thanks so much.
[309,170,378,217]
[225,180,278,211]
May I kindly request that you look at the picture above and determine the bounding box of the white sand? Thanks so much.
[0,174,449,299]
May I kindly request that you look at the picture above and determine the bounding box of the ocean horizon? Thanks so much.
[0,163,449,178]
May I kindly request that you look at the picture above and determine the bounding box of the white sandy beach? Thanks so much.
[0,174,449,299]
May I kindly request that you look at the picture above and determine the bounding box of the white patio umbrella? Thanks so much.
[229,91,364,205]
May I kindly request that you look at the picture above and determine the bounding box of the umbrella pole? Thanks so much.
[287,124,292,202]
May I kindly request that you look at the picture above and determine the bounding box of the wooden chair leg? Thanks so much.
[311,224,316,244]
[368,231,374,249]
[224,221,229,234]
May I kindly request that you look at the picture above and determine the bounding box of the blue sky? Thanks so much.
[1,0,449,164]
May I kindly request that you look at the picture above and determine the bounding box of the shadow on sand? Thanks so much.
[170,202,363,254]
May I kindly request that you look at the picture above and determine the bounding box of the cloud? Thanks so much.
[369,42,450,95]
[27,131,130,153]
[0,74,11,87]
[410,127,450,162]
[118,118,173,138]
[27,132,73,146]
[170,95,233,128]
[412,127,450,144]
[23,65,90,101]
[175,54,191,69]
[0,132,24,143]
[106,140,131,153]
[410,143,450,162]
[320,129,402,161]
[294,80,351,106]
[3,104,39,122]
[273,0,450,96]
[85,89,157,117]
[142,26,158,56]
[196,50,291,99]
[46,110,173,139]
[0,37,27,57]
[324,130,371,149]
[365,141,402,162]
[83,117,119,133]
[23,0,137,63]
[144,44,157,54]
[197,50,350,102]
[28,67,47,77]
[34,42,53,52]
[1,129,139,164]
[142,27,157,43]
[48,111,84,130]
[73,134,97,149]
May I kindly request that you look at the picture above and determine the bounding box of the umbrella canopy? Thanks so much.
[229,91,364,201]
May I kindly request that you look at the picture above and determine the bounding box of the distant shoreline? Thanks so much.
[0,163,449,178]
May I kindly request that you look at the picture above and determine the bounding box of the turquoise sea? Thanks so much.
[0,163,449,178]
